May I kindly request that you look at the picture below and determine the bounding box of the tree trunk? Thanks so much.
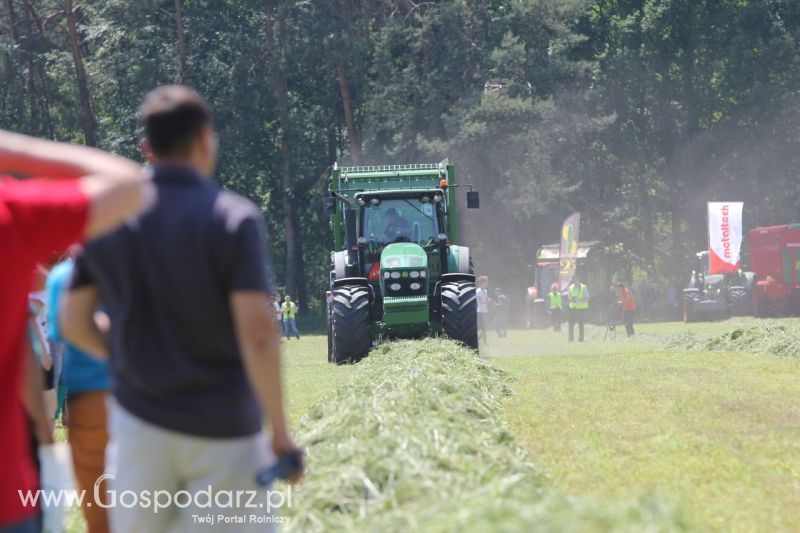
[174,0,187,83]
[6,0,20,43]
[327,120,337,166]
[265,6,305,305]
[336,62,361,165]
[639,175,655,270]
[64,0,96,146]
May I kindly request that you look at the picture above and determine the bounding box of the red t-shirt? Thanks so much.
[0,178,88,524]
[618,287,636,312]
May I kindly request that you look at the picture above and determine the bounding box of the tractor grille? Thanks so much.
[383,296,428,304]
[383,277,427,297]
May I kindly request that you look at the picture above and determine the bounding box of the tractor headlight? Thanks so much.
[357,197,366,206]
[390,271,401,279]
[389,283,401,291]
[410,282,421,291]
[419,270,426,277]
[370,198,381,205]
[433,194,442,203]
[409,271,420,278]
[384,272,390,279]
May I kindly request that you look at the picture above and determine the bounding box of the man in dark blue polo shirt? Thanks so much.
[61,85,300,532]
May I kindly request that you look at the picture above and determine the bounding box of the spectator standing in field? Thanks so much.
[617,282,637,337]
[492,287,508,338]
[47,255,112,533]
[476,276,490,344]
[548,284,563,332]
[567,274,589,342]
[0,128,150,533]
[273,292,283,331]
[61,86,301,533]
[281,295,301,340]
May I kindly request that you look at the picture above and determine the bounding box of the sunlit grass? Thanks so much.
[489,318,800,532]
[59,317,800,531]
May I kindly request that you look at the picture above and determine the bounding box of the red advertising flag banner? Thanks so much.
[708,202,744,274]
[558,212,581,289]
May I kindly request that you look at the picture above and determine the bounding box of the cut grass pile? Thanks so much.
[657,323,800,357]
[287,339,684,531]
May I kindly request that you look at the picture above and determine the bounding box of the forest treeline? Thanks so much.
[3,0,800,313]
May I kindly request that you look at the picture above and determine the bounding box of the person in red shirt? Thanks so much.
[617,282,637,337]
[0,128,152,531]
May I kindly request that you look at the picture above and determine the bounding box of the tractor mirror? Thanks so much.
[467,191,480,209]
[323,196,336,215]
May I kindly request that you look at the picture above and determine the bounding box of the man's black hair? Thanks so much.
[140,85,212,158]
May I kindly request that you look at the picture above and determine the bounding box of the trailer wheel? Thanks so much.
[330,285,372,364]
[441,280,478,351]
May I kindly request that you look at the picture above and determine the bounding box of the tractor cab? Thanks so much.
[357,190,448,284]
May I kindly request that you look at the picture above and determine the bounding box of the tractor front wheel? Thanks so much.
[330,285,372,364]
[441,280,479,351]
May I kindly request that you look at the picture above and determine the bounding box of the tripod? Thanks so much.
[603,302,622,341]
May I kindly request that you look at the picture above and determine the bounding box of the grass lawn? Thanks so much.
[487,318,800,532]
[62,319,800,531]
[281,335,348,426]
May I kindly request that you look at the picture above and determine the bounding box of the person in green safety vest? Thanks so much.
[281,295,301,340]
[567,274,590,342]
[547,283,563,332]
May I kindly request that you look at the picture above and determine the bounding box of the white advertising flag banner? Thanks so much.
[708,201,744,274]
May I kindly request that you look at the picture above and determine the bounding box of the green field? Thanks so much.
[282,319,800,531]
[61,318,800,531]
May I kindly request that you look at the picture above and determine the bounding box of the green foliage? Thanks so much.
[2,0,800,313]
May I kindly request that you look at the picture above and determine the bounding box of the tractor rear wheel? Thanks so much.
[728,287,750,316]
[441,280,478,351]
[330,284,372,364]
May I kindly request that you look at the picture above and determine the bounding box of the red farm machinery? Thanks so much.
[748,224,800,316]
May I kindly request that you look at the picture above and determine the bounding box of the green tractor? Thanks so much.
[324,162,480,363]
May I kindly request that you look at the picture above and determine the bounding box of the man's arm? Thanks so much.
[60,285,109,359]
[231,291,302,481]
[0,129,154,239]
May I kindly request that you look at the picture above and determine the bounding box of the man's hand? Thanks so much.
[61,285,109,359]
[271,432,304,484]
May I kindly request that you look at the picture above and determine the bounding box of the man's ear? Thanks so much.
[198,125,214,156]
[140,138,156,163]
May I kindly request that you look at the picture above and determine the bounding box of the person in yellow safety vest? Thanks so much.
[567,274,590,342]
[281,295,301,340]
[547,284,563,332]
